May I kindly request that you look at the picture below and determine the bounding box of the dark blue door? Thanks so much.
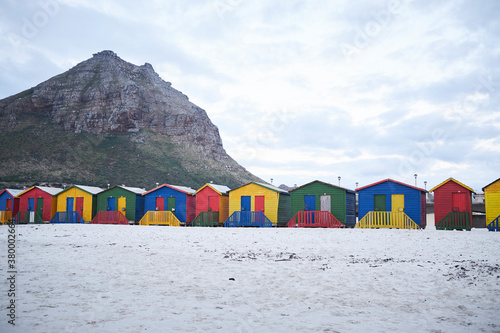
[304,195,316,224]
[240,196,251,225]
[304,195,315,211]
[66,197,74,212]
[241,196,251,211]
[28,198,35,211]
[107,197,116,211]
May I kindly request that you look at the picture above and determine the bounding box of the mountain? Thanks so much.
[278,184,296,192]
[0,50,263,189]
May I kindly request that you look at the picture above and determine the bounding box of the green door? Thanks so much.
[167,197,176,212]
[36,198,44,222]
[374,195,386,211]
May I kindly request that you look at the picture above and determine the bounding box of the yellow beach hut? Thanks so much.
[54,185,103,222]
[483,178,500,231]
[226,182,290,227]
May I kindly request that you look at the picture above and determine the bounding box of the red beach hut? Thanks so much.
[430,178,474,230]
[17,186,63,223]
[192,183,230,226]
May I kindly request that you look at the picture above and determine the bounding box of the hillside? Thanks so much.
[0,51,262,189]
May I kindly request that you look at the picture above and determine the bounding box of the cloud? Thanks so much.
[0,0,498,191]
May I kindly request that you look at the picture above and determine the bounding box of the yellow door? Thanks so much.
[391,195,404,212]
[486,192,500,224]
[118,197,126,216]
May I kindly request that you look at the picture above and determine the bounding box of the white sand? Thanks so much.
[1,225,499,332]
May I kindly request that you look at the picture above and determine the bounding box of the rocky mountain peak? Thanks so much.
[1,50,220,151]
[0,51,263,188]
[92,50,119,58]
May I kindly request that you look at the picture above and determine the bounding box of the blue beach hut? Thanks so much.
[356,179,426,229]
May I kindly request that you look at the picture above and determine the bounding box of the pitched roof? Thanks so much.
[74,185,104,195]
[289,180,355,193]
[356,179,426,192]
[0,189,24,197]
[168,184,195,194]
[255,182,290,194]
[98,185,146,195]
[194,183,231,195]
[229,182,290,195]
[118,186,146,194]
[17,186,64,197]
[209,184,231,194]
[38,186,65,195]
[56,185,103,196]
[482,178,500,192]
[142,184,195,196]
[429,178,475,193]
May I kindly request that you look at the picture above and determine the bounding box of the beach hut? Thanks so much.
[16,186,63,223]
[53,185,103,223]
[142,184,196,224]
[226,182,290,227]
[94,186,146,224]
[288,180,355,228]
[0,189,22,224]
[356,179,426,229]
[430,178,474,230]
[192,183,230,226]
[483,178,500,231]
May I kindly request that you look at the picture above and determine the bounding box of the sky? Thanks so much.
[0,0,499,192]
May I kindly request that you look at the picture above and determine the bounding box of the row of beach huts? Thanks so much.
[0,177,499,231]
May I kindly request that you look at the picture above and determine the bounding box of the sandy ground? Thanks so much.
[1,224,499,333]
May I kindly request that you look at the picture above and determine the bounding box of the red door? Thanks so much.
[156,197,164,211]
[6,199,12,211]
[75,197,84,216]
[255,196,265,212]
[452,192,467,212]
[208,196,218,211]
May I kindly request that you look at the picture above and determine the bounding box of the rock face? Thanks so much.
[2,50,222,154]
[0,50,262,188]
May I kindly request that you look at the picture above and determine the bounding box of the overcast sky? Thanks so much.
[1,0,499,192]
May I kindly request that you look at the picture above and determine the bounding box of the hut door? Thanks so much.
[320,195,331,213]
[155,197,164,211]
[6,199,12,211]
[36,198,44,215]
[374,195,386,211]
[66,197,74,212]
[107,197,116,211]
[75,197,84,216]
[117,197,126,216]
[28,198,35,211]
[452,192,467,212]
[167,197,176,212]
[241,196,251,211]
[255,196,265,212]
[304,195,315,211]
[391,195,405,213]
[208,196,218,212]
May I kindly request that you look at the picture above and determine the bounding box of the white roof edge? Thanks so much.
[35,186,64,195]
[168,184,195,194]
[207,184,231,194]
[74,185,104,194]
[119,186,146,194]
[253,182,289,194]
[5,189,24,196]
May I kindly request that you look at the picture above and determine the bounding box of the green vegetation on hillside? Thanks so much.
[0,115,257,189]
